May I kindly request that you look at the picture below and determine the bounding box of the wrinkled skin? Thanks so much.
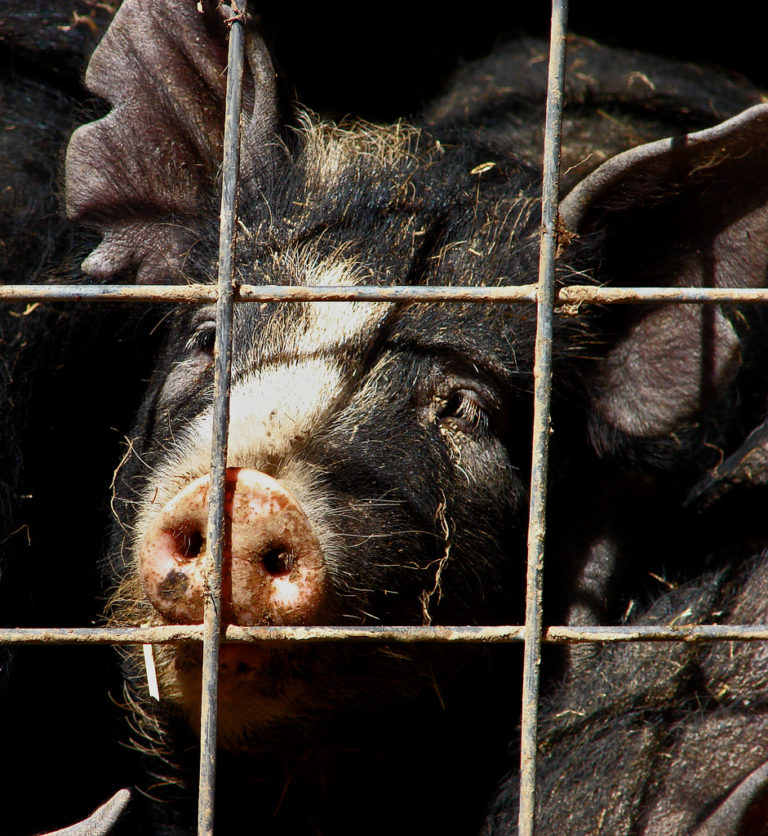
[7,2,768,834]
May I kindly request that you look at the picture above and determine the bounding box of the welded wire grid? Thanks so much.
[4,0,768,833]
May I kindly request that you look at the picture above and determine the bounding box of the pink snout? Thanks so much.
[138,468,326,626]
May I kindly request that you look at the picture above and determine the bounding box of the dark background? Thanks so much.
[258,3,768,120]
[2,2,767,121]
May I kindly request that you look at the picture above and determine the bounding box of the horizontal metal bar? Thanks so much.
[5,284,768,305]
[0,285,218,303]
[544,625,768,642]
[238,285,539,303]
[4,624,768,645]
[0,625,522,644]
[554,285,768,305]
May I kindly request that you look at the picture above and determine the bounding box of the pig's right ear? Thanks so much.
[560,105,768,441]
[65,0,279,283]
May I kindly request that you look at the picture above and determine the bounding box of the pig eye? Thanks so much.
[437,388,492,435]
[185,321,216,356]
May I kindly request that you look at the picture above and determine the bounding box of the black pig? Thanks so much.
[0,6,152,835]
[481,418,768,835]
[55,1,768,833]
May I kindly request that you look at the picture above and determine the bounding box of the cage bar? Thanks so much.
[517,2,568,833]
[7,283,768,304]
[196,4,247,834]
[6,623,768,645]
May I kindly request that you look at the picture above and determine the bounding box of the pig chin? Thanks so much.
[159,641,323,753]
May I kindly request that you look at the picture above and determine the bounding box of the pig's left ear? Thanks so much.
[560,104,768,439]
[65,0,278,283]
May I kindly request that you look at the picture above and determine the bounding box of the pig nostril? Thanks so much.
[172,527,204,559]
[261,546,296,578]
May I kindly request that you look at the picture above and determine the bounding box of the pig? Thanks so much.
[481,414,768,835]
[11,0,768,833]
[0,6,153,835]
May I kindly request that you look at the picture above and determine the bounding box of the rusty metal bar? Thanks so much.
[553,286,768,304]
[6,283,768,304]
[7,623,768,645]
[197,5,246,835]
[544,625,768,642]
[519,2,568,834]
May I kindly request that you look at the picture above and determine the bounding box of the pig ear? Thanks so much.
[686,415,768,509]
[560,105,768,439]
[689,759,768,836]
[65,0,278,283]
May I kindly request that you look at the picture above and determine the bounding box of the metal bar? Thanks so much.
[0,286,220,303]
[519,3,568,835]
[6,283,768,304]
[545,625,768,642]
[8,623,768,645]
[553,286,768,304]
[197,5,246,835]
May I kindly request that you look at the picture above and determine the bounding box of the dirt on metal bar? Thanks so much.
[7,283,768,305]
[518,2,568,834]
[197,4,246,835]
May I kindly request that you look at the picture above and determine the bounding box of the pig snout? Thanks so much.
[138,468,327,626]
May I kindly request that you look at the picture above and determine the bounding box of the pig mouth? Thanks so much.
[145,623,453,754]
[217,643,270,678]
[172,640,303,689]
[163,639,328,751]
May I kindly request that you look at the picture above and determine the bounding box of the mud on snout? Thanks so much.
[134,467,332,748]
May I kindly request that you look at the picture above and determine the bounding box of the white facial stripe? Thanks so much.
[298,299,388,355]
[303,257,358,287]
[134,258,392,548]
[133,356,342,568]
[280,256,390,358]
[227,295,389,465]
[224,357,344,465]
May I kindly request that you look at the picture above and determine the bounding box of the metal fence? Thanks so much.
[3,1,768,834]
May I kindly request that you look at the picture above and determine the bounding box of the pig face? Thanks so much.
[105,122,544,750]
[65,0,768,818]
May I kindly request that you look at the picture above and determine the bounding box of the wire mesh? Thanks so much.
[3,1,768,834]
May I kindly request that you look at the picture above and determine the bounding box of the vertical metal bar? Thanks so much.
[197,4,247,835]
[518,2,568,835]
